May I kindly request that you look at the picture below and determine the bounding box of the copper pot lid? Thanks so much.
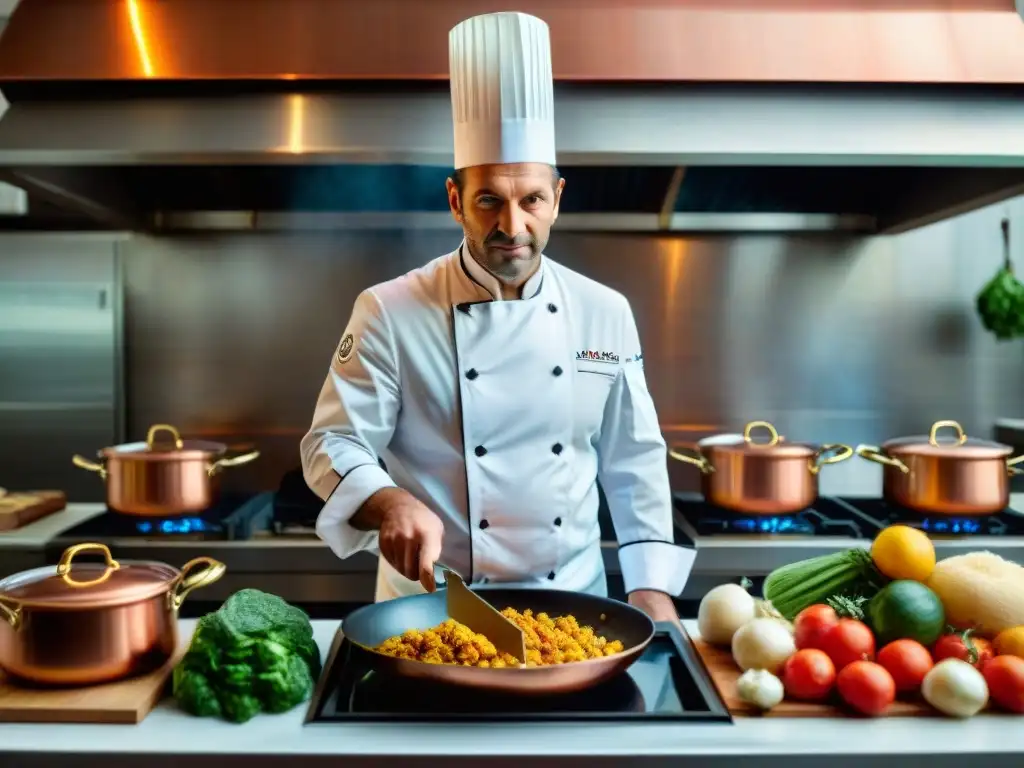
[884,420,1012,459]
[99,424,227,460]
[0,543,180,608]
[698,420,817,458]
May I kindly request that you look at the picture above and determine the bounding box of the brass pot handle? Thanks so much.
[929,420,967,447]
[72,455,107,480]
[1006,454,1024,476]
[809,444,854,475]
[0,598,21,631]
[168,557,227,610]
[855,444,910,474]
[207,450,261,477]
[668,446,715,474]
[147,424,184,450]
[744,420,781,448]
[56,542,121,588]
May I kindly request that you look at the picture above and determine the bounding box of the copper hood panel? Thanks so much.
[1,0,1024,233]
[0,0,1023,84]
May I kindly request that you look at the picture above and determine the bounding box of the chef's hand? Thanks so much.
[628,590,681,625]
[354,487,445,592]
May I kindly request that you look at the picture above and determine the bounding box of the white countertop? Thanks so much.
[1,620,1023,767]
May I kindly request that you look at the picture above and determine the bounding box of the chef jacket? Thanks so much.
[300,244,696,602]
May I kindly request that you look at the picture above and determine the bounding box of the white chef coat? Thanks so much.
[300,244,696,602]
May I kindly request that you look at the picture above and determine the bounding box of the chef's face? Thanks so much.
[447,163,564,286]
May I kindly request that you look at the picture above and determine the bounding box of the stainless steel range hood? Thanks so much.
[1,0,1024,235]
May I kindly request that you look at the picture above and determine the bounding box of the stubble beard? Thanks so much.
[465,235,541,286]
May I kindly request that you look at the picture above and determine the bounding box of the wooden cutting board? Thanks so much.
[0,643,186,724]
[0,491,67,531]
[690,636,935,718]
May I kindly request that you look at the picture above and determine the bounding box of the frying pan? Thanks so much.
[341,586,656,695]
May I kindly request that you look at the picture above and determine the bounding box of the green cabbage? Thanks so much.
[172,589,321,723]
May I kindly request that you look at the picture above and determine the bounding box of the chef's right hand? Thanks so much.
[374,489,445,592]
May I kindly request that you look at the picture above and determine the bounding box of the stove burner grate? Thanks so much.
[673,494,871,538]
[837,498,1024,537]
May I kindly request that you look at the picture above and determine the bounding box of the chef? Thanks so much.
[300,11,695,622]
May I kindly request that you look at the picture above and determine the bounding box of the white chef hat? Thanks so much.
[448,12,556,170]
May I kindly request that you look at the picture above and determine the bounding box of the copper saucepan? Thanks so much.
[72,423,260,516]
[856,419,1024,516]
[0,542,225,685]
[670,420,854,515]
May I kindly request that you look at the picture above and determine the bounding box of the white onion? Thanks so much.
[697,583,757,646]
[731,617,796,674]
[922,658,989,718]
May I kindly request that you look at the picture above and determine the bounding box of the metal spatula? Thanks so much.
[443,570,527,663]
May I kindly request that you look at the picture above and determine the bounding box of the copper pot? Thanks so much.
[72,423,260,516]
[855,419,1024,516]
[0,542,225,686]
[670,420,854,515]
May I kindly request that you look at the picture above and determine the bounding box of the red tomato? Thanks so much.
[877,639,934,692]
[821,619,876,671]
[933,632,994,669]
[782,649,837,701]
[836,660,896,717]
[794,604,839,651]
[983,655,1024,713]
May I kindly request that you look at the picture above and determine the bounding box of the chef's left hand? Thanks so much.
[628,590,681,625]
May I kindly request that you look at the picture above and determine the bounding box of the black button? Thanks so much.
[547,571,556,580]
[457,303,471,314]
[552,366,563,376]
[552,443,563,455]
[554,517,562,527]
[547,303,558,313]
[479,519,490,530]
[474,445,487,457]
[466,368,479,380]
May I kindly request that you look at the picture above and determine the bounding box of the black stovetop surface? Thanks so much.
[305,621,731,724]
[673,492,1024,539]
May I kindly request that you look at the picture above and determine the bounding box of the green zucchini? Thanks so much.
[763,549,882,621]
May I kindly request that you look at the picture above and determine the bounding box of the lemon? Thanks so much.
[995,626,1024,658]
[871,525,936,582]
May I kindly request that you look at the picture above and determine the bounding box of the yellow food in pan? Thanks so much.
[375,608,625,668]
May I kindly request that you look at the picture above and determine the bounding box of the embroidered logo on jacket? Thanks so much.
[336,333,355,364]
[576,350,620,364]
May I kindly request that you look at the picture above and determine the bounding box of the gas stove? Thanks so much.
[674,494,868,539]
[673,492,1024,541]
[304,621,731,724]
[673,492,873,540]
[837,498,1024,538]
[54,492,272,543]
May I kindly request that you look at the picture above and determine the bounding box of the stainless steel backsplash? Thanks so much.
[3,198,1022,499]
[117,198,1024,499]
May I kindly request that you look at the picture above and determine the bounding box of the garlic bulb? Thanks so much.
[736,668,785,711]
